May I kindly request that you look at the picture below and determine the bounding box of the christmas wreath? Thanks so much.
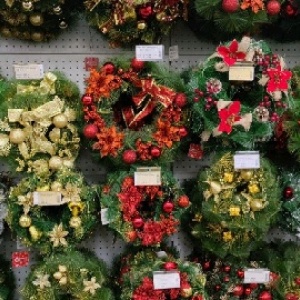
[100,168,190,246]
[6,168,98,254]
[83,57,188,167]
[21,248,114,300]
[115,248,207,300]
[186,36,293,152]
[189,250,278,300]
[0,254,15,300]
[0,0,81,42]
[0,71,81,174]
[189,152,280,259]
[188,0,282,43]
[84,0,188,48]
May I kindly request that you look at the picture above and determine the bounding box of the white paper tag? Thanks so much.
[101,208,109,225]
[33,191,62,206]
[153,271,180,289]
[135,45,164,61]
[229,65,254,81]
[234,151,260,169]
[14,64,44,80]
[156,251,168,258]
[134,167,161,186]
[244,268,270,283]
[169,45,179,61]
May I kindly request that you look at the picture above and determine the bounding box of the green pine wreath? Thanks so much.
[0,0,81,42]
[0,71,81,174]
[6,168,98,254]
[189,151,280,259]
[186,36,293,151]
[115,248,207,300]
[83,57,189,168]
[0,255,15,300]
[21,248,114,300]
[84,0,188,48]
[100,168,190,246]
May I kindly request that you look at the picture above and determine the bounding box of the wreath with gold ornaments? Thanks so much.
[0,0,81,42]
[189,151,280,259]
[0,71,81,174]
[21,248,114,300]
[6,168,98,254]
[187,36,293,152]
[83,57,189,167]
[84,0,188,48]
[100,168,190,246]
[115,248,207,300]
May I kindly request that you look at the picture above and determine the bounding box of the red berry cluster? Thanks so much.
[194,88,216,111]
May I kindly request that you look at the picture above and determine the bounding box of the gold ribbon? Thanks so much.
[39,72,57,95]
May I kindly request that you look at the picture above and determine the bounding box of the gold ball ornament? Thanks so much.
[59,20,68,29]
[58,265,67,273]
[52,114,68,128]
[59,276,68,286]
[137,21,147,30]
[22,1,33,11]
[62,159,74,169]
[53,6,62,15]
[69,216,82,228]
[180,284,193,298]
[29,13,44,26]
[250,199,264,212]
[0,27,12,38]
[240,170,253,181]
[9,128,26,144]
[49,156,63,170]
[31,32,44,42]
[51,181,63,191]
[29,225,42,241]
[53,271,63,280]
[19,214,32,228]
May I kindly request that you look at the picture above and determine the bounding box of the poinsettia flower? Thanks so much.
[218,101,241,134]
[217,40,246,66]
[266,66,292,93]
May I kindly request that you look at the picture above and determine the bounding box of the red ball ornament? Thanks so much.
[122,149,137,164]
[132,217,144,228]
[233,285,244,297]
[177,195,190,208]
[131,58,145,71]
[295,277,300,286]
[81,94,93,106]
[244,287,252,296]
[285,4,297,16]
[237,269,244,278]
[83,124,98,139]
[150,146,161,158]
[163,261,178,270]
[202,260,211,271]
[180,282,192,298]
[283,186,294,199]
[102,62,116,74]
[223,265,231,272]
[215,285,221,291]
[178,126,188,137]
[249,283,258,290]
[139,5,153,19]
[259,291,272,300]
[163,201,174,213]
[222,0,239,13]
[266,0,281,15]
[174,93,187,108]
[223,275,230,282]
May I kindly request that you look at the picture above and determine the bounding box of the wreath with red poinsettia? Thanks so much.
[100,168,190,246]
[82,57,188,168]
[115,248,207,300]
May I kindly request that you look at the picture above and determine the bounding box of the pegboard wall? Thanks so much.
[1,15,300,299]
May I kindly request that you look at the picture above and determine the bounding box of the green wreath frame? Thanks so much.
[6,168,98,254]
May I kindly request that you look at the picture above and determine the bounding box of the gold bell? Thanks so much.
[68,202,84,217]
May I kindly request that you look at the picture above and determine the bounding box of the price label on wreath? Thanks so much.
[244,268,270,283]
[153,271,180,289]
[234,151,260,169]
[135,45,164,61]
[100,208,110,225]
[14,64,44,79]
[229,63,254,81]
[134,167,161,186]
[33,191,63,206]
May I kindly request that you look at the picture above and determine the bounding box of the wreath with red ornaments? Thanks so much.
[99,168,190,246]
[82,57,189,168]
[115,248,207,300]
[84,0,188,48]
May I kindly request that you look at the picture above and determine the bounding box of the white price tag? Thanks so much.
[244,268,270,284]
[14,64,44,80]
[135,45,164,61]
[229,65,254,81]
[169,45,179,61]
[234,151,260,169]
[153,271,180,289]
[33,191,63,206]
[156,251,168,258]
[101,208,110,225]
[134,167,161,186]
